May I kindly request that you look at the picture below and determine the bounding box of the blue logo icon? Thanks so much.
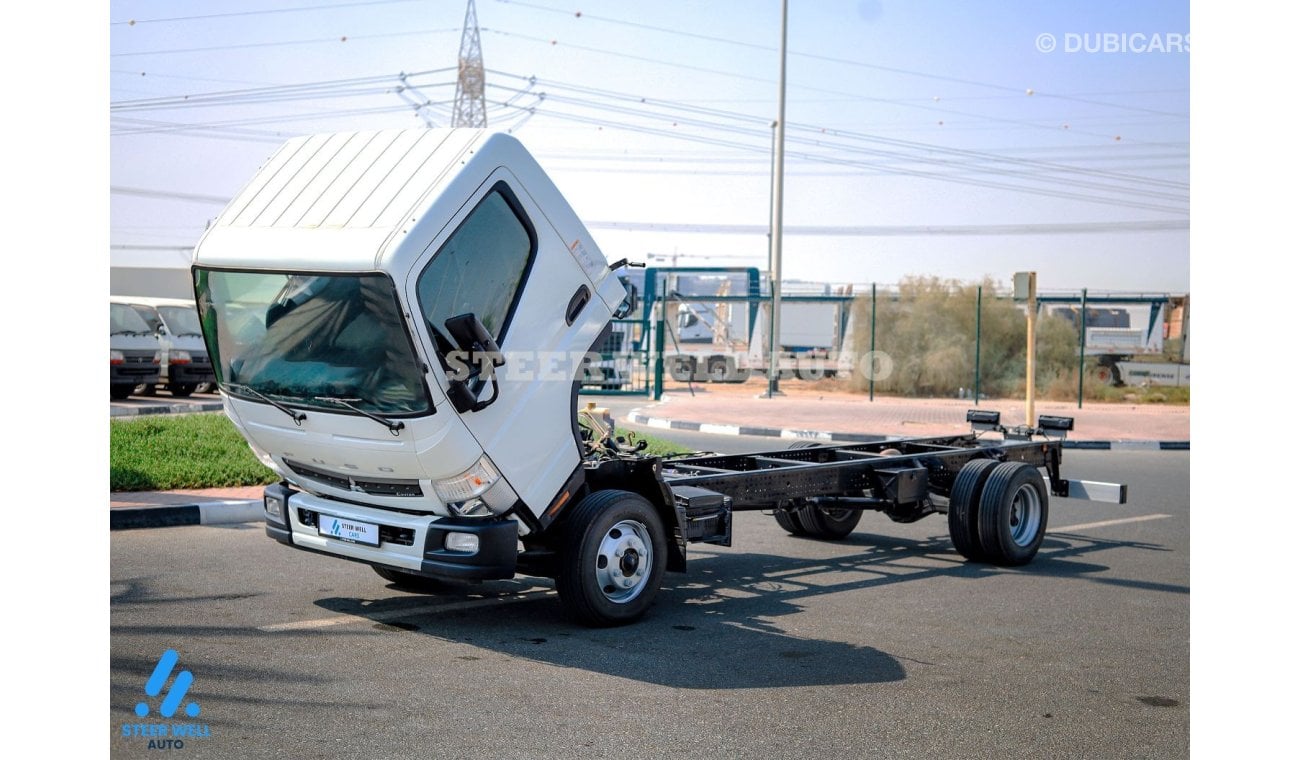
[135,649,201,718]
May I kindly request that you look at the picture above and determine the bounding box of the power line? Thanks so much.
[112,0,428,26]
[111,28,460,57]
[492,0,1186,118]
[585,220,1189,236]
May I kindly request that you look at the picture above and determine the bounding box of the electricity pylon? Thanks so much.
[451,0,487,128]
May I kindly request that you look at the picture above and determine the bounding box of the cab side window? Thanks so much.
[416,186,535,347]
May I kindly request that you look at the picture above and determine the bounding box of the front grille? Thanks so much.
[285,460,423,498]
[121,350,156,365]
[297,508,415,546]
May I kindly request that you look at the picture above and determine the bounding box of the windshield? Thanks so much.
[157,305,203,336]
[111,303,153,335]
[193,270,431,416]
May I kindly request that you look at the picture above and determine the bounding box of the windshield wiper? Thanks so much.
[224,382,306,426]
[315,396,405,436]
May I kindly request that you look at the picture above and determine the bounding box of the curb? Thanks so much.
[110,500,263,530]
[110,400,225,418]
[625,411,1189,451]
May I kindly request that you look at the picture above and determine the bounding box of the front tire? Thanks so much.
[555,490,667,626]
[110,383,134,400]
[976,462,1049,566]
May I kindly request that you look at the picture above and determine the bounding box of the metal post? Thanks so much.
[869,282,877,401]
[1025,273,1037,425]
[653,295,665,401]
[974,285,982,406]
[1077,288,1087,409]
[765,0,788,399]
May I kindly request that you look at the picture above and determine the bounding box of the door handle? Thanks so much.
[566,285,591,326]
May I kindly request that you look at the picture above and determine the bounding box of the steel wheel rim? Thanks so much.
[1008,483,1043,547]
[595,520,652,604]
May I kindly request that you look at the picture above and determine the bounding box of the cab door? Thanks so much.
[406,169,610,516]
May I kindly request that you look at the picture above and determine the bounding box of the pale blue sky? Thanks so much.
[110,0,1189,292]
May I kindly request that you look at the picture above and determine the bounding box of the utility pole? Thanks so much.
[451,0,487,128]
[1015,271,1038,425]
[765,0,789,398]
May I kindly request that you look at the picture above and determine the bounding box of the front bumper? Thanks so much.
[167,363,216,384]
[263,483,518,581]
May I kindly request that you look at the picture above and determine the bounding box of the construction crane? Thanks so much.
[451,0,487,128]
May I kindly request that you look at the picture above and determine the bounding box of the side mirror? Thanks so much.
[613,279,638,319]
[444,313,503,364]
[443,313,503,413]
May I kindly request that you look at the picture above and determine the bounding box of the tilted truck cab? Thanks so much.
[193,129,630,584]
[194,128,1127,626]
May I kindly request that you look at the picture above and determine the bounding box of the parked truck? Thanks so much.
[192,129,1127,626]
[646,268,851,383]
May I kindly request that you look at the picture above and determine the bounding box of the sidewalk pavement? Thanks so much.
[628,379,1189,448]
[111,381,1188,530]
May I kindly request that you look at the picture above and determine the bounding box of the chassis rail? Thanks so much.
[661,434,1069,512]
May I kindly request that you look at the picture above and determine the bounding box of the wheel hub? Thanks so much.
[595,520,652,603]
[1008,483,1042,547]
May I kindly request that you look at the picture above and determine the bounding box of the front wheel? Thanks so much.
[555,490,667,626]
[110,383,134,400]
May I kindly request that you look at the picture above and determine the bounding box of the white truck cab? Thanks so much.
[192,129,630,605]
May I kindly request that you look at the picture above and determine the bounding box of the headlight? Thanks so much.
[110,350,124,365]
[433,455,500,503]
[171,350,192,364]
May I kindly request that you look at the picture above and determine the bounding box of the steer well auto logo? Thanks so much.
[119,649,213,750]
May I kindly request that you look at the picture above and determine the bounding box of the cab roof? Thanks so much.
[192,129,523,274]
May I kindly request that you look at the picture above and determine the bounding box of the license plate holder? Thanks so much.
[317,514,381,546]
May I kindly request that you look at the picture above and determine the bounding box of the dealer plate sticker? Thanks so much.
[318,514,380,546]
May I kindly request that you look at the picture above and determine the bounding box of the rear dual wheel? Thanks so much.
[948,460,1048,566]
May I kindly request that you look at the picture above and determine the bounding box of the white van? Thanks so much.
[110,302,161,400]
[110,296,216,397]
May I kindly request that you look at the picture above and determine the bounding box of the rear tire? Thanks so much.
[976,462,1049,566]
[706,356,731,383]
[774,509,807,535]
[169,383,197,397]
[555,490,667,626]
[947,459,998,562]
[774,441,819,536]
[372,565,448,592]
[795,503,862,539]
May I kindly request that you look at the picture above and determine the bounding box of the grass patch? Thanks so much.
[111,413,277,492]
[112,414,691,492]
[613,427,691,457]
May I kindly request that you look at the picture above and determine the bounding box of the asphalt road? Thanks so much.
[110,445,1188,759]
